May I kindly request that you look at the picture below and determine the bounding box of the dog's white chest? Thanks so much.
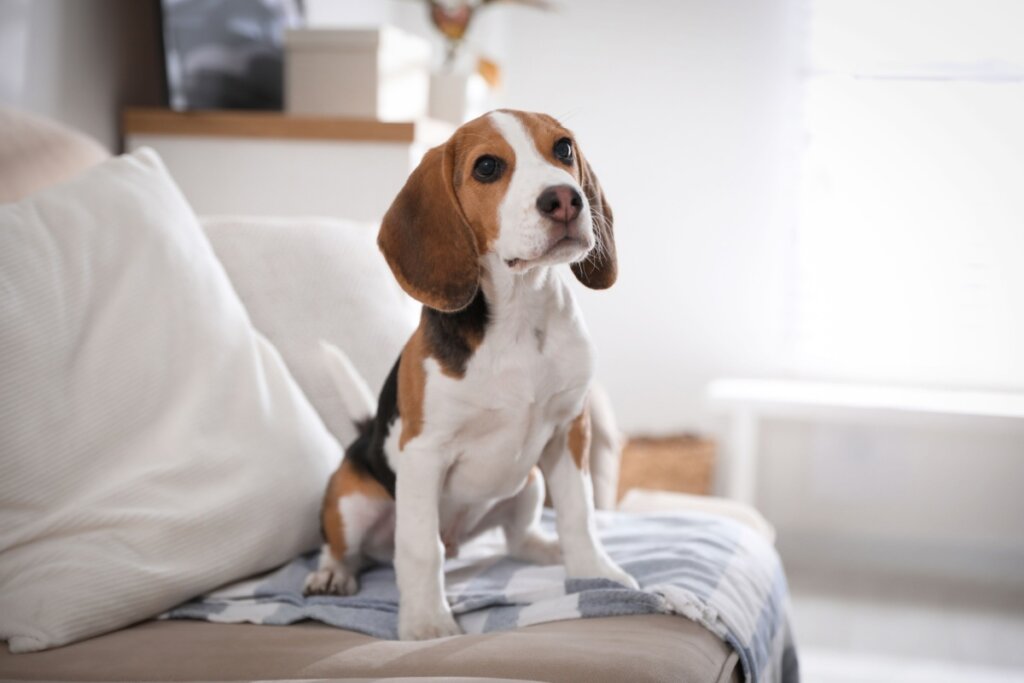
[430,284,593,503]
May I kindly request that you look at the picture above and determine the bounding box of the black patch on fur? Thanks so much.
[339,292,491,500]
[343,358,400,498]
[422,290,490,376]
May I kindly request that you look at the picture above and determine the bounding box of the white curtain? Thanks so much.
[792,0,1024,388]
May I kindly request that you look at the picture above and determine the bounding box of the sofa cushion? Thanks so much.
[202,216,419,448]
[0,148,340,653]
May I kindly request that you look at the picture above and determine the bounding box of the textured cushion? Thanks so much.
[0,106,109,203]
[202,216,419,448]
[0,616,741,683]
[0,149,340,653]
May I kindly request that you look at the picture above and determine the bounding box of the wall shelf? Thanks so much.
[122,108,452,145]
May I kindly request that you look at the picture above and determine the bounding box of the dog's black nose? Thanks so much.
[536,185,582,223]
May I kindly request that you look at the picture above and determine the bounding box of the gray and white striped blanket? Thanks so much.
[166,510,798,683]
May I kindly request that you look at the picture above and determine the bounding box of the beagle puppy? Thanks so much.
[305,109,637,640]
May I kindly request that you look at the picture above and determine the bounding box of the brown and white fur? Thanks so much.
[304,110,637,641]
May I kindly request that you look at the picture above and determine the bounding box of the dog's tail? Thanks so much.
[319,340,376,424]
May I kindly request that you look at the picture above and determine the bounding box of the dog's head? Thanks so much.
[378,110,616,312]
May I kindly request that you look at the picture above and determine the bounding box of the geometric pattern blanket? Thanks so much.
[166,510,799,683]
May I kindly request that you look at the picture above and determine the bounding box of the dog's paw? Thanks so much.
[512,532,562,565]
[600,564,639,590]
[567,559,639,590]
[398,606,463,641]
[303,568,359,596]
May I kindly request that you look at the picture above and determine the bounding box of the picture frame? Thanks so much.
[160,0,304,111]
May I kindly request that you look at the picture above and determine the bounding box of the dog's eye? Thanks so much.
[472,155,502,183]
[554,138,573,163]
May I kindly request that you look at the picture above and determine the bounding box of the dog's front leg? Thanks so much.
[540,423,639,589]
[394,448,462,640]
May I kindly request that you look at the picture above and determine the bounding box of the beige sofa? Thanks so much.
[0,107,745,683]
[0,616,739,682]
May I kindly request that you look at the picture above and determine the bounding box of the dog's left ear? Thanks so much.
[571,150,617,289]
[378,143,480,312]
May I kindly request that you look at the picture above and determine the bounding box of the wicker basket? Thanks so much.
[617,434,716,500]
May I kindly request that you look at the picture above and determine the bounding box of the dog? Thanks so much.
[304,109,637,641]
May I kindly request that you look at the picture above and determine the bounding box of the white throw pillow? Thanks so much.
[0,149,340,653]
[202,216,419,448]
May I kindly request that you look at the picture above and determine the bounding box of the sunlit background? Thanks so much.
[3,1,1023,680]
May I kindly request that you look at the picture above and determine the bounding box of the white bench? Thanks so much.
[706,378,1024,504]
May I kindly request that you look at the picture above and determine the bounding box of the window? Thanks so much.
[791,0,1024,388]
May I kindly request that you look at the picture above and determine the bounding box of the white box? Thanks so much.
[285,27,431,121]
